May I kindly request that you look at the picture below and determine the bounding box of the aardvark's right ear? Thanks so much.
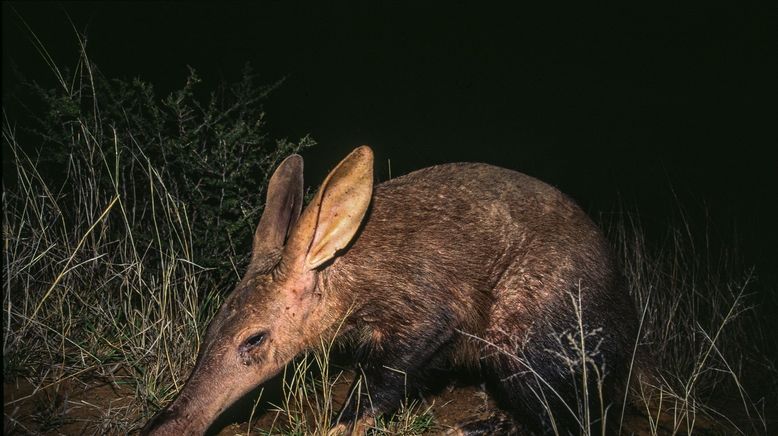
[252,154,304,259]
[285,146,374,271]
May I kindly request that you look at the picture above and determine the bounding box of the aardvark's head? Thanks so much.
[142,146,373,435]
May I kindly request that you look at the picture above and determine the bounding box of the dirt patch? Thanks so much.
[212,373,498,435]
[4,376,137,435]
[3,370,750,435]
[209,370,685,435]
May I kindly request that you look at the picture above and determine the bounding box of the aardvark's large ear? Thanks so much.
[252,154,304,261]
[284,146,374,270]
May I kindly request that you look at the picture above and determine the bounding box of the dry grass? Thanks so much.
[3,101,216,433]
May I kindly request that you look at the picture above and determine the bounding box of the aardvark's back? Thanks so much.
[327,162,637,433]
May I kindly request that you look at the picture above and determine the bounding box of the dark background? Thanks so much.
[3,2,777,285]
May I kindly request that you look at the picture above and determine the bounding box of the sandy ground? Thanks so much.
[2,370,749,435]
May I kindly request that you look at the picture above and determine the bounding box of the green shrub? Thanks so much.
[9,61,314,289]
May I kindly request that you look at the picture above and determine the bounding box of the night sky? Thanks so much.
[3,2,777,281]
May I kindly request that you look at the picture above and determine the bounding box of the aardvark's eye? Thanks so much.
[239,331,267,353]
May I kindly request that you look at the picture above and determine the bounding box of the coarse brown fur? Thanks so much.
[142,146,638,435]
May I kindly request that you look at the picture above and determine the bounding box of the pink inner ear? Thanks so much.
[307,163,372,268]
[283,146,373,272]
